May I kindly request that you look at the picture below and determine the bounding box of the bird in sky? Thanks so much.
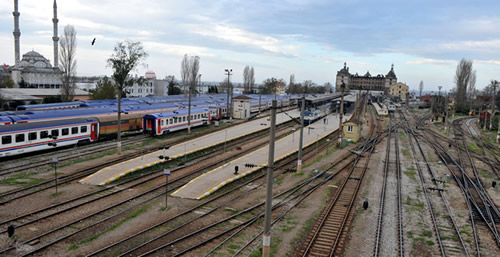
[91,38,96,45]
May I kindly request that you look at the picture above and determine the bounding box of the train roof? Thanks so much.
[143,107,210,119]
[0,117,99,133]
[17,101,85,110]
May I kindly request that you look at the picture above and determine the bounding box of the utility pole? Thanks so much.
[337,82,345,147]
[198,74,202,96]
[263,100,276,257]
[297,94,305,173]
[225,69,232,119]
[445,92,449,135]
[490,81,497,131]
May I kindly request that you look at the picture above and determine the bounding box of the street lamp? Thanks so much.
[52,157,59,194]
[225,69,233,119]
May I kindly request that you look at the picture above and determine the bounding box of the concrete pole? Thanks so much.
[490,81,496,131]
[13,0,21,66]
[188,85,192,134]
[117,86,122,155]
[297,95,305,173]
[337,84,345,147]
[262,100,276,257]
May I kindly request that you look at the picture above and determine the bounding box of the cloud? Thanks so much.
[406,59,455,65]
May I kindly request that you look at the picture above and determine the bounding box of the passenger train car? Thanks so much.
[0,118,99,157]
[143,108,211,136]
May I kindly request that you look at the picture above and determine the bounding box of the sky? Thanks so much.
[0,0,499,92]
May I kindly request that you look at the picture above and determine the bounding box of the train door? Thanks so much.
[90,123,97,141]
[157,119,161,135]
[143,117,155,134]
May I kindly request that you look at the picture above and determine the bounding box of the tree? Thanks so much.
[249,66,255,93]
[166,75,181,95]
[467,71,476,113]
[219,78,232,93]
[419,81,424,99]
[180,54,189,94]
[243,65,250,93]
[59,25,77,102]
[187,55,200,134]
[0,77,15,88]
[90,76,116,100]
[454,59,474,113]
[107,40,148,154]
[260,78,286,95]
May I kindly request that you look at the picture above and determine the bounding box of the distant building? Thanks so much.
[7,1,62,89]
[126,72,155,98]
[335,62,397,93]
[344,120,361,143]
[389,82,409,100]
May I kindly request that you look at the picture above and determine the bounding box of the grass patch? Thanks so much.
[420,230,433,238]
[402,149,411,158]
[228,244,240,250]
[467,143,481,153]
[69,204,150,251]
[409,202,425,212]
[404,168,416,181]
[426,240,435,246]
[0,172,44,185]
[407,231,414,238]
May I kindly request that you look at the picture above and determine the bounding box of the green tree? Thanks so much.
[166,75,181,95]
[0,77,15,88]
[260,77,285,95]
[90,76,116,100]
[107,40,148,154]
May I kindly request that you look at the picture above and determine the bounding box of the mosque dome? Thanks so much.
[19,50,52,68]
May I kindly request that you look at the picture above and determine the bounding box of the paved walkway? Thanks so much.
[79,109,300,185]
[171,112,351,199]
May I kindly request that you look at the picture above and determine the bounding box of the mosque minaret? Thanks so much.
[13,0,21,66]
[52,0,59,68]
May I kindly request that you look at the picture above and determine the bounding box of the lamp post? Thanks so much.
[52,157,59,194]
[263,100,277,257]
[225,69,233,119]
[163,169,170,209]
[337,82,345,147]
[297,94,305,173]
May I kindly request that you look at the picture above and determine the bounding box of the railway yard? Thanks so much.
[0,94,499,257]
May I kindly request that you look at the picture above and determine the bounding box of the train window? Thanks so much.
[28,132,37,140]
[71,127,78,134]
[81,126,88,133]
[62,128,69,136]
[51,129,59,137]
[161,120,165,126]
[169,119,172,124]
[183,116,186,122]
[2,135,12,145]
[40,131,49,139]
[16,134,25,143]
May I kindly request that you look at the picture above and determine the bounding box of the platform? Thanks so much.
[79,109,300,186]
[171,112,352,199]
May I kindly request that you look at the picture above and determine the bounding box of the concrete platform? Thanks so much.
[79,109,300,186]
[171,112,352,200]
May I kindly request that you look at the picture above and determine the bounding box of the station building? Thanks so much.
[389,82,409,100]
[335,62,397,93]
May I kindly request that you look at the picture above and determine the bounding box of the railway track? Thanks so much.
[0,119,295,205]
[374,114,404,257]
[0,121,298,256]
[294,105,380,257]
[403,112,471,256]
[82,116,351,257]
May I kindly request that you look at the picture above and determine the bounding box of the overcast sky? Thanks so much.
[0,0,499,91]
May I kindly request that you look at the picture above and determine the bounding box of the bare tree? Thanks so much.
[419,80,424,99]
[59,25,77,102]
[187,56,200,134]
[249,66,255,93]
[454,58,473,113]
[181,54,189,94]
[107,40,148,154]
[243,65,250,93]
[467,70,476,113]
[289,74,295,89]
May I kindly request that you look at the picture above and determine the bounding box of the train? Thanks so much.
[0,93,302,158]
